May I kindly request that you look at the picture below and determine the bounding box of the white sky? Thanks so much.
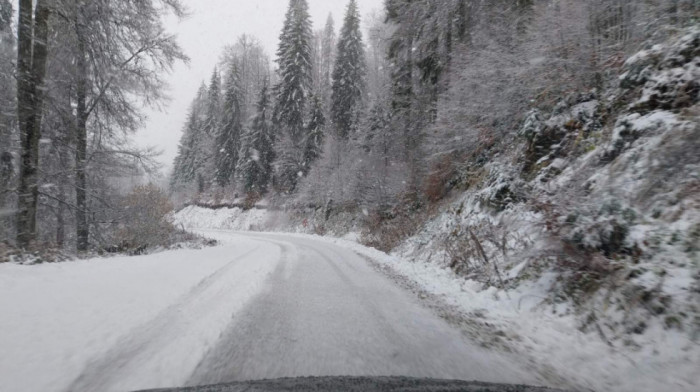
[134,0,383,173]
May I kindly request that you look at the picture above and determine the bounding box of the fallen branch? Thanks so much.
[469,228,506,289]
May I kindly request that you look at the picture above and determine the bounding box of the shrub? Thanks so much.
[112,184,178,254]
[424,154,459,203]
[360,199,428,252]
[243,191,263,211]
[0,241,71,264]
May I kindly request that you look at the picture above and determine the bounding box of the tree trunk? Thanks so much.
[16,0,49,248]
[75,24,89,252]
[56,183,65,248]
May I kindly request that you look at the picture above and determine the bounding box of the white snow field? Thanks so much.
[0,237,280,392]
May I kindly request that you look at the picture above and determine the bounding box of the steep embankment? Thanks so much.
[398,27,699,332]
[382,28,699,392]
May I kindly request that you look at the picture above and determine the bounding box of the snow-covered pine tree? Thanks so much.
[312,14,336,116]
[274,0,313,190]
[190,83,211,192]
[331,0,366,140]
[170,110,199,189]
[221,35,271,122]
[203,68,222,138]
[215,62,244,187]
[171,86,209,190]
[303,95,325,172]
[198,69,221,188]
[239,82,275,194]
[361,102,391,154]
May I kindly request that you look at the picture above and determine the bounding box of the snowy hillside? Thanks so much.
[172,205,272,232]
[394,27,700,341]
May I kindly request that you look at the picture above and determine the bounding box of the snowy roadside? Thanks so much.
[173,206,698,392]
[286,232,699,392]
[0,237,279,392]
[211,228,690,392]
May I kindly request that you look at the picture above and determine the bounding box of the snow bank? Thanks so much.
[0,237,279,392]
[172,205,271,231]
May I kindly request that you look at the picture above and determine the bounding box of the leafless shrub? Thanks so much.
[442,228,481,276]
[441,220,511,286]
[243,191,263,211]
[0,241,71,264]
[108,184,184,254]
[360,203,429,253]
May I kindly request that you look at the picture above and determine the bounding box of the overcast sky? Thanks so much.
[133,0,383,173]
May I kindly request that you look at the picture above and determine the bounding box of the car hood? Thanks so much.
[139,376,567,392]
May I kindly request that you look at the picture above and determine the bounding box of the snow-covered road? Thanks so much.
[1,231,540,392]
[187,232,538,387]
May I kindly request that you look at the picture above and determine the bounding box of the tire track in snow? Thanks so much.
[64,243,280,392]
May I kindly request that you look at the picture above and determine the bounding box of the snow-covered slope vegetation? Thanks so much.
[397,28,700,338]
[385,28,700,373]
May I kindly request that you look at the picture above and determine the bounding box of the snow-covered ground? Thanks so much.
[0,238,279,392]
[2,198,695,392]
[171,205,272,232]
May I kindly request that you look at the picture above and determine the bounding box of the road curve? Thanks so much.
[186,231,540,388]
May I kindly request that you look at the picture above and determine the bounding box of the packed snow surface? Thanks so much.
[0,237,279,392]
[186,231,539,388]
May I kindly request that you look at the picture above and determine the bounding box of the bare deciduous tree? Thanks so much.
[16,0,50,248]
[48,0,187,251]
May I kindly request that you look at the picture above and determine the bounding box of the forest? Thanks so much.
[0,0,698,267]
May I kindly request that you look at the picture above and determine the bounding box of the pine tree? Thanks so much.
[362,102,391,154]
[171,87,209,190]
[331,0,366,140]
[191,84,211,190]
[187,69,220,190]
[215,63,244,187]
[303,95,325,171]
[313,14,336,114]
[275,0,313,143]
[170,109,199,188]
[203,68,222,138]
[239,83,275,194]
[274,0,313,190]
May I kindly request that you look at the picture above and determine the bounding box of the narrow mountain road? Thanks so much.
[59,230,544,392]
[185,231,539,387]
